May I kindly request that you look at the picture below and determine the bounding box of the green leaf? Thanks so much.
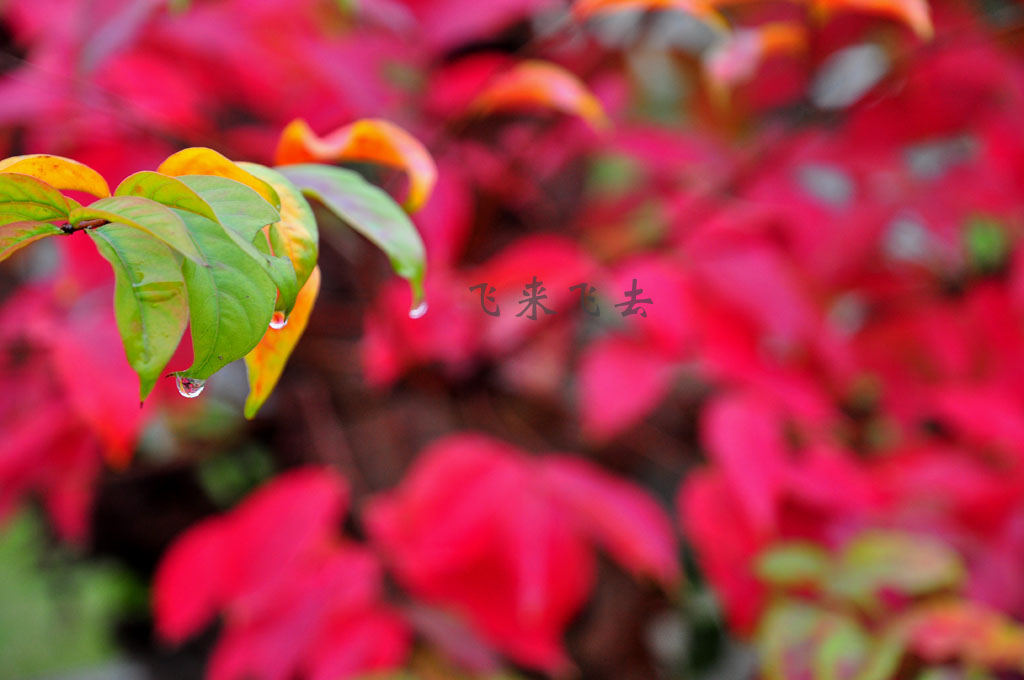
[178,175,299,315]
[756,542,832,590]
[814,617,873,680]
[88,224,189,400]
[70,196,205,264]
[277,164,426,311]
[238,162,319,290]
[830,531,965,611]
[758,601,827,680]
[0,172,72,224]
[964,217,1008,273]
[759,602,886,680]
[176,209,277,381]
[0,221,64,262]
[115,171,219,222]
[855,633,905,680]
[0,511,142,678]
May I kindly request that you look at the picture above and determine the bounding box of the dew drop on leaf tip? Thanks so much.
[270,311,288,330]
[175,375,206,398]
[409,300,428,319]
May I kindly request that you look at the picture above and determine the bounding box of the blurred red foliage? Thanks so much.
[3,0,1024,677]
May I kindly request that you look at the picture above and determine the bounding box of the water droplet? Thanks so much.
[409,300,429,319]
[175,375,206,399]
[270,311,288,330]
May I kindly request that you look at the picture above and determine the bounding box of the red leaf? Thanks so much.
[540,455,681,586]
[577,335,677,440]
[701,392,788,536]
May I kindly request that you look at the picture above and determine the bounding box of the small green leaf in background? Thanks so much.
[758,601,828,680]
[115,171,219,223]
[829,531,965,612]
[239,162,319,291]
[756,542,832,590]
[198,444,275,508]
[586,153,641,199]
[176,209,277,381]
[278,164,426,313]
[814,617,873,680]
[70,196,206,264]
[0,221,64,262]
[179,175,299,314]
[89,224,189,400]
[0,511,142,680]
[758,602,898,680]
[0,172,71,223]
[964,217,1009,273]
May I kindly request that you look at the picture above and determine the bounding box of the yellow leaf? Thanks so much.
[275,118,437,213]
[243,266,320,419]
[0,154,110,197]
[158,147,280,207]
[469,60,612,133]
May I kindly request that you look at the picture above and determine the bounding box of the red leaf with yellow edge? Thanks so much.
[0,154,110,197]
[811,0,932,39]
[572,0,726,28]
[157,147,280,208]
[469,60,611,133]
[243,266,320,419]
[275,118,437,214]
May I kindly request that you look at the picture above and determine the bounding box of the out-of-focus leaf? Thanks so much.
[239,162,319,290]
[703,22,808,102]
[901,600,1024,671]
[153,468,406,680]
[88,224,189,401]
[0,154,110,197]
[964,218,1008,273]
[572,0,725,28]
[178,174,298,315]
[577,335,678,441]
[756,542,831,590]
[470,61,611,132]
[175,209,277,382]
[158,147,280,207]
[812,0,933,39]
[539,456,681,587]
[243,266,321,419]
[278,164,427,312]
[0,511,140,678]
[702,392,788,535]
[815,618,874,680]
[0,221,64,262]
[856,633,906,680]
[115,171,219,222]
[758,601,828,680]
[759,601,887,680]
[830,532,965,610]
[0,172,73,223]
[70,195,205,264]
[275,118,437,213]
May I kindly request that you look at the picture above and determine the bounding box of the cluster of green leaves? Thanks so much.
[0,149,426,416]
[755,531,1024,680]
